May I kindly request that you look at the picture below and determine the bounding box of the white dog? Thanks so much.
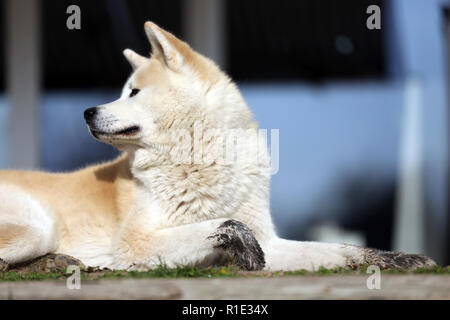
[0,22,435,272]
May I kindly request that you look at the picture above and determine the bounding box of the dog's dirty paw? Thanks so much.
[362,248,437,270]
[10,254,86,273]
[53,254,86,271]
[208,219,265,271]
[0,258,8,272]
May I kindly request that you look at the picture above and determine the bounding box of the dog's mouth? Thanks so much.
[90,125,141,138]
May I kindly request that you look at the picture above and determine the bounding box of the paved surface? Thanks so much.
[0,275,449,300]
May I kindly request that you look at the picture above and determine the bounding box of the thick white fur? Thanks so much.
[0,22,367,271]
[0,185,58,264]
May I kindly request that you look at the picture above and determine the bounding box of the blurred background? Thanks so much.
[0,0,448,264]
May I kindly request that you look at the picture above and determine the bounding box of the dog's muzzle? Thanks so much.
[83,106,141,139]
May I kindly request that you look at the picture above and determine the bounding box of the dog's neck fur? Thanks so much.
[124,130,272,235]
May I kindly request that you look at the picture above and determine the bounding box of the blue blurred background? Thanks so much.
[0,0,448,264]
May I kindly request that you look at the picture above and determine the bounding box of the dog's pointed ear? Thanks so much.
[144,21,186,71]
[123,49,149,70]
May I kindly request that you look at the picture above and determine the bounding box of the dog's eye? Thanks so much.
[129,88,140,97]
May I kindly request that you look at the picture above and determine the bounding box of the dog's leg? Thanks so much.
[262,237,436,271]
[0,258,8,272]
[0,185,58,266]
[7,253,85,273]
[262,238,357,271]
[207,220,265,270]
[113,218,265,271]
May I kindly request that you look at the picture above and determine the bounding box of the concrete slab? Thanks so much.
[0,275,448,300]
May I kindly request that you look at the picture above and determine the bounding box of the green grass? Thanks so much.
[96,264,239,280]
[412,266,450,274]
[0,264,241,282]
[0,264,448,282]
[0,271,65,282]
[276,266,351,276]
[358,264,450,275]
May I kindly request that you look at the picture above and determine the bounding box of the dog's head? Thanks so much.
[84,22,255,161]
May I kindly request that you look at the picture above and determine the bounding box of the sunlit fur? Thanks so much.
[0,22,435,271]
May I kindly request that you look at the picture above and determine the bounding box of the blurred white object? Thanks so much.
[184,0,226,69]
[308,223,366,247]
[6,0,41,169]
[393,76,425,254]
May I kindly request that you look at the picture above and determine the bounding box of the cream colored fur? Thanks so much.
[0,22,368,271]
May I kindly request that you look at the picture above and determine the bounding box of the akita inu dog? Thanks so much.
[0,22,436,272]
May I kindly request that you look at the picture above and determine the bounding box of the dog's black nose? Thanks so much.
[84,107,97,121]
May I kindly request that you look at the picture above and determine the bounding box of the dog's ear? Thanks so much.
[123,49,148,70]
[144,21,187,71]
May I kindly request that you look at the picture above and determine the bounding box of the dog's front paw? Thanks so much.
[0,258,8,272]
[10,254,86,273]
[207,220,265,271]
[361,248,437,270]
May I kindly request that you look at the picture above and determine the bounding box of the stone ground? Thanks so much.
[0,274,449,299]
